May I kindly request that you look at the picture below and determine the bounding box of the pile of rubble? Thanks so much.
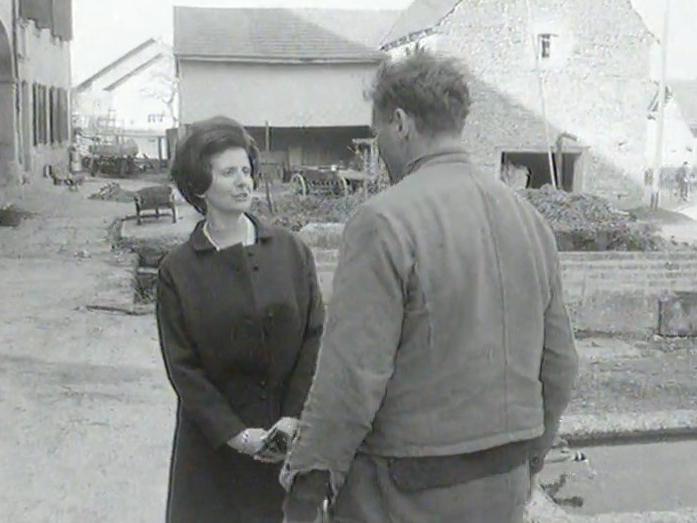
[251,193,363,231]
[89,183,135,203]
[517,186,668,251]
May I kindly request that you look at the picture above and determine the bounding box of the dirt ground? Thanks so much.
[1,176,175,522]
[567,336,697,416]
[1,175,696,522]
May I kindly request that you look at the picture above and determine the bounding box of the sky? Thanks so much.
[71,0,697,85]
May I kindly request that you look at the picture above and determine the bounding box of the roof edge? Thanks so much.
[75,38,159,91]
[380,0,463,49]
[175,54,385,65]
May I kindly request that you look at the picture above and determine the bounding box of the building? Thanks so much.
[174,7,398,168]
[669,80,697,165]
[0,0,72,188]
[73,38,176,160]
[647,85,695,170]
[381,0,656,207]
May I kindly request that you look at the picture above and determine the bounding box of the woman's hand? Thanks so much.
[227,428,267,456]
[273,417,300,439]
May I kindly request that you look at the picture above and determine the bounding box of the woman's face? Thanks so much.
[204,147,253,215]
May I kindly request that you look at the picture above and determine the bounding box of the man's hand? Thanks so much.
[227,428,267,456]
[273,417,300,439]
[254,418,299,463]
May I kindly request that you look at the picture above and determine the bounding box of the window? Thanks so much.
[32,83,38,146]
[31,83,49,146]
[39,85,47,144]
[59,88,69,143]
[538,33,555,60]
[147,113,166,124]
[49,87,55,144]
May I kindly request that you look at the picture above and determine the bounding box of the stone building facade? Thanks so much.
[382,0,656,208]
[0,0,72,190]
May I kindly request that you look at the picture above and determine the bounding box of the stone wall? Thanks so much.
[303,227,697,335]
[392,0,655,209]
[560,251,697,334]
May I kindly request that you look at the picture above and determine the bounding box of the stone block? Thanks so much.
[659,293,697,337]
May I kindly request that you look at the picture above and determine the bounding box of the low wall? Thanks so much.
[560,252,697,334]
[301,225,697,335]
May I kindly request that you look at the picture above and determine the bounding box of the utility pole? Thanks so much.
[525,0,557,189]
[651,0,671,210]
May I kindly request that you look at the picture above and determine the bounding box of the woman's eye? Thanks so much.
[221,167,251,177]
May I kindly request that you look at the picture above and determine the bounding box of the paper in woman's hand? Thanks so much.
[254,426,292,463]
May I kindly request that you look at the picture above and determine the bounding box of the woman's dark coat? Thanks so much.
[156,215,324,522]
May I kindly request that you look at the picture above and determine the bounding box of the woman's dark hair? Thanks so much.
[171,116,260,214]
[370,49,470,136]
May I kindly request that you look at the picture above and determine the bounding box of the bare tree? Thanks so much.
[141,54,179,126]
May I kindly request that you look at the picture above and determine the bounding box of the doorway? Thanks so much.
[500,151,581,191]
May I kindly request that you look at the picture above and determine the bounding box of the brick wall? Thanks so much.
[310,245,697,335]
[560,252,697,334]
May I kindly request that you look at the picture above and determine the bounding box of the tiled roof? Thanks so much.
[174,7,399,63]
[381,0,461,48]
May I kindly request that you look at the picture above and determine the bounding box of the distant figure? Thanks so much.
[281,50,579,523]
[676,162,690,201]
[157,117,324,522]
[502,161,531,190]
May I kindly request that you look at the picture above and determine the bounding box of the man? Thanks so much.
[676,161,690,201]
[280,50,579,523]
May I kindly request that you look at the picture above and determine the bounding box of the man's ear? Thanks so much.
[393,108,411,140]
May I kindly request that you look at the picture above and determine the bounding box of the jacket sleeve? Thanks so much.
[281,206,407,497]
[282,243,325,418]
[531,256,579,471]
[156,266,247,449]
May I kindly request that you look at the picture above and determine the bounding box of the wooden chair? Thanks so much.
[134,185,177,225]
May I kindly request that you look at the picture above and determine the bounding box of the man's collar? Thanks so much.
[190,213,272,252]
[404,146,470,177]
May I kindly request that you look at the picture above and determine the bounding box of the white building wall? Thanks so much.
[178,60,378,128]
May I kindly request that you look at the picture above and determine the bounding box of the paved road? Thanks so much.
[540,440,697,516]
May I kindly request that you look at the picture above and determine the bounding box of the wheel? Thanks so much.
[291,173,308,196]
[333,174,349,197]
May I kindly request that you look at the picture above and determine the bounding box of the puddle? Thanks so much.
[539,439,697,515]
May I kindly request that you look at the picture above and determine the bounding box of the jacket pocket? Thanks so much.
[387,440,531,492]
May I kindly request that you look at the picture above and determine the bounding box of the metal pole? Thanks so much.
[525,0,557,189]
[651,0,670,209]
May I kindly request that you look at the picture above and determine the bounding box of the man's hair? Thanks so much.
[171,116,260,215]
[369,49,470,136]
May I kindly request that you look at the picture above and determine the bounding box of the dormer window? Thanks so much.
[538,33,556,59]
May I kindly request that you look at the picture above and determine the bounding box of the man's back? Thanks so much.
[359,151,573,456]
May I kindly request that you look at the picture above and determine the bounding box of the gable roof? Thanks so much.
[75,39,163,91]
[670,79,697,132]
[174,7,398,63]
[381,0,461,49]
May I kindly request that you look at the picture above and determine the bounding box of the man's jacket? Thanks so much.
[282,149,579,494]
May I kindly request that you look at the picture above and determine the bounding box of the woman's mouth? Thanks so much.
[232,193,250,201]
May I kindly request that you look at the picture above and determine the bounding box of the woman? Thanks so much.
[156,116,324,522]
